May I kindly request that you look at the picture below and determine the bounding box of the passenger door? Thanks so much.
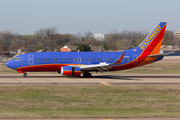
[28,54,34,65]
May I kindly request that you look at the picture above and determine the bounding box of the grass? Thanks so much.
[0,84,180,118]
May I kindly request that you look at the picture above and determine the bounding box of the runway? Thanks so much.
[0,73,180,84]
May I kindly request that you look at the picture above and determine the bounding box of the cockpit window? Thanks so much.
[13,57,22,61]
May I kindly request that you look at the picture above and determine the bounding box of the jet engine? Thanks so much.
[61,66,81,76]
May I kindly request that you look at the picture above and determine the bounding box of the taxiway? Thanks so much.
[0,73,180,84]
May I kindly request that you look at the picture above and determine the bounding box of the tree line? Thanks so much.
[0,27,176,52]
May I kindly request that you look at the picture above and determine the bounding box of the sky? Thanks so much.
[0,0,180,35]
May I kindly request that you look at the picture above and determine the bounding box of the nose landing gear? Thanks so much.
[23,73,27,77]
[17,70,27,77]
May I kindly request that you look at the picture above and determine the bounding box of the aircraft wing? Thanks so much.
[79,52,125,72]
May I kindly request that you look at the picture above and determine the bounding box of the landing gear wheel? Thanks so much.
[23,73,27,77]
[87,73,92,78]
[83,73,92,78]
[83,73,87,77]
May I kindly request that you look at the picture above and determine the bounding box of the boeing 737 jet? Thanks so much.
[5,22,170,77]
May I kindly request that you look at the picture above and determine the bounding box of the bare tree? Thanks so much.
[102,30,148,51]
[84,38,101,46]
[116,39,132,50]
[84,31,94,39]
[67,39,82,46]
[9,38,24,51]
[173,36,180,48]
[0,30,14,51]
[35,27,58,39]
[103,33,120,50]
[34,27,58,51]
[163,30,174,45]
[74,31,94,41]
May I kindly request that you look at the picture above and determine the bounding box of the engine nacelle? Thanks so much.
[61,66,81,76]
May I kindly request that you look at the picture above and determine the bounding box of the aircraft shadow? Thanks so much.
[92,75,180,80]
[0,75,180,81]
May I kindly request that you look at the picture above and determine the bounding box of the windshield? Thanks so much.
[13,57,22,61]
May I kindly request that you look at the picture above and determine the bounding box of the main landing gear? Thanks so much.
[23,73,27,77]
[83,72,92,78]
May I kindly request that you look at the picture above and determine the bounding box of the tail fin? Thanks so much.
[138,22,167,55]
[98,48,102,52]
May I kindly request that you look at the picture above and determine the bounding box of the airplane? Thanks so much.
[5,22,170,78]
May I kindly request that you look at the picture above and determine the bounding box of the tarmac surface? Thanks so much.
[0,73,180,84]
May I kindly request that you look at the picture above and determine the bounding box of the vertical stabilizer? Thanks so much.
[138,22,167,55]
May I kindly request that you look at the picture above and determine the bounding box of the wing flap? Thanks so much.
[80,63,109,70]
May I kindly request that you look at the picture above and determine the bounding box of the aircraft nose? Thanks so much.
[5,61,15,69]
[5,61,10,68]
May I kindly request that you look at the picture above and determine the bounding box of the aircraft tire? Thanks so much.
[83,72,92,78]
[83,73,87,77]
[23,73,27,77]
[87,73,92,78]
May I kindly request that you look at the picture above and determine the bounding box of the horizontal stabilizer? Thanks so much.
[148,52,174,57]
